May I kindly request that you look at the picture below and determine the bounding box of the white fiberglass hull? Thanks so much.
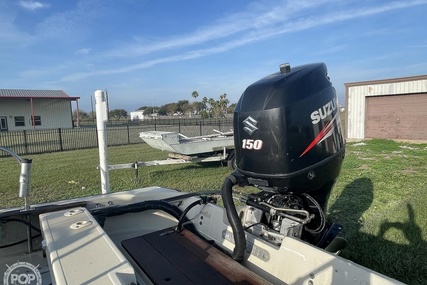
[0,187,404,285]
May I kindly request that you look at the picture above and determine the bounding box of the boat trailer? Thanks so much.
[107,130,236,176]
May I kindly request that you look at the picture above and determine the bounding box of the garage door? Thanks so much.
[365,93,427,140]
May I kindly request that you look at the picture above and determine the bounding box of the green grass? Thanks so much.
[0,144,232,207]
[1,139,426,284]
[328,139,427,284]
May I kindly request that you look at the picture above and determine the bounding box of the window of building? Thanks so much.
[14,116,25,127]
[31,116,42,126]
[0,116,7,130]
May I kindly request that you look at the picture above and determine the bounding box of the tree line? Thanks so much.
[73,91,236,121]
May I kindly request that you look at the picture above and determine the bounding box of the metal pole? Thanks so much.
[91,94,95,122]
[0,147,33,252]
[30,98,36,130]
[95,90,110,194]
[75,99,81,128]
[105,89,110,123]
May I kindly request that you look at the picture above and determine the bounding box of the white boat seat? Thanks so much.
[40,207,136,285]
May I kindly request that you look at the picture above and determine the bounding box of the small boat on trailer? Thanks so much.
[0,63,405,285]
[139,130,234,156]
[135,130,236,169]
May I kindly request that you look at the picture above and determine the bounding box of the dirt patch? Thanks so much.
[357,164,369,170]
[401,168,418,174]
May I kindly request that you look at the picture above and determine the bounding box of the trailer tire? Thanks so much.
[227,151,236,170]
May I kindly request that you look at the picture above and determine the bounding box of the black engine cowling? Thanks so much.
[233,63,344,206]
[221,63,346,258]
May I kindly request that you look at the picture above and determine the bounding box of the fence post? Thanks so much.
[58,128,64,151]
[199,121,202,136]
[23,130,28,155]
[178,120,181,134]
[127,125,130,144]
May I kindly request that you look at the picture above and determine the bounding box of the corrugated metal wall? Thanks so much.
[345,75,427,140]
[346,86,366,139]
[35,99,73,129]
[0,98,73,131]
[365,94,427,140]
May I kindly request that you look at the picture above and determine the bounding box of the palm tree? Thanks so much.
[191,91,199,102]
[219,93,229,115]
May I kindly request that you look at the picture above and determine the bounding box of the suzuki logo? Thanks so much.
[243,116,258,135]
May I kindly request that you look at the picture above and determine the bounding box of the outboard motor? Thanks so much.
[221,63,345,261]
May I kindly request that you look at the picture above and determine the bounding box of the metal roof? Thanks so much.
[0,89,80,100]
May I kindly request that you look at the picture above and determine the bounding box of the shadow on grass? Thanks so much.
[328,178,426,285]
[123,162,233,191]
[141,161,231,177]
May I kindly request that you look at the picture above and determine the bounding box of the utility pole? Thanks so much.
[90,94,95,122]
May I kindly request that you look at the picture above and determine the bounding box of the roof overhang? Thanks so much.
[0,96,80,100]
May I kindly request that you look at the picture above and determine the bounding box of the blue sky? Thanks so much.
[1,0,426,113]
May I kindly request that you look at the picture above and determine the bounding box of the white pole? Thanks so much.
[95,90,110,194]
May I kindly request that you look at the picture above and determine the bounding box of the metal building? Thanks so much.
[345,75,427,141]
[0,89,80,131]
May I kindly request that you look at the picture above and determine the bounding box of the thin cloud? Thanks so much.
[408,44,427,48]
[102,0,425,59]
[104,1,329,57]
[76,48,92,55]
[19,1,50,10]
[55,0,427,82]
[0,14,34,46]
[34,1,106,41]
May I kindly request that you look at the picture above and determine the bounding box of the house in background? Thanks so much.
[130,110,145,121]
[0,89,80,131]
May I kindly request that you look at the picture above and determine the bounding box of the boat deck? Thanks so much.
[0,187,406,285]
[122,227,271,285]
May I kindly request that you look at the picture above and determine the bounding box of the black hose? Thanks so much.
[0,234,42,249]
[176,199,202,232]
[1,218,41,233]
[221,173,246,262]
[90,200,184,227]
[162,190,220,202]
